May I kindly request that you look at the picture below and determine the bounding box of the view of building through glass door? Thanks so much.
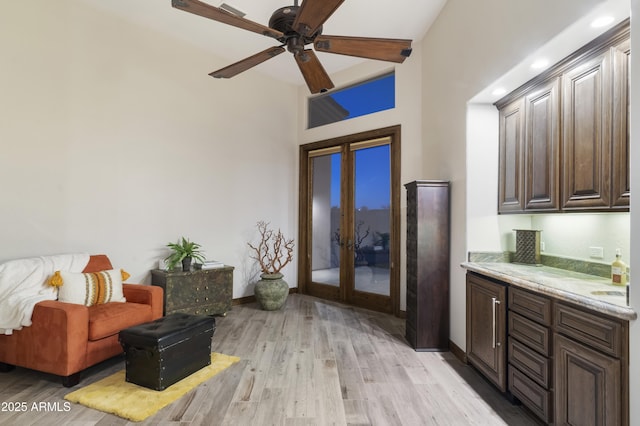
[299,127,400,315]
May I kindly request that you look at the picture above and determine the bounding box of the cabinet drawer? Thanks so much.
[169,303,228,316]
[191,303,225,316]
[167,293,213,310]
[509,365,552,423]
[554,303,623,357]
[508,337,550,388]
[509,311,551,356]
[509,287,551,326]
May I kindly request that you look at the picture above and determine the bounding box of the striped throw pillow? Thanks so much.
[57,269,126,306]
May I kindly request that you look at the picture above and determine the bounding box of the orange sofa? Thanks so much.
[0,255,163,386]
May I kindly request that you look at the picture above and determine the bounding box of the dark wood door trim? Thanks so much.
[298,125,402,316]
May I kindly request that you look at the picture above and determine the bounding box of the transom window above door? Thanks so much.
[307,72,395,129]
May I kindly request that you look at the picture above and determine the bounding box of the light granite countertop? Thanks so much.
[461,261,637,321]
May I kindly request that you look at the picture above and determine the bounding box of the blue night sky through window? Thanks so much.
[355,145,391,209]
[308,72,395,128]
[330,145,390,210]
[329,73,395,119]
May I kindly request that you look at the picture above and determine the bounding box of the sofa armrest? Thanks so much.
[123,284,163,319]
[0,301,90,377]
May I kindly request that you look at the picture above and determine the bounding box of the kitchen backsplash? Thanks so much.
[467,251,626,279]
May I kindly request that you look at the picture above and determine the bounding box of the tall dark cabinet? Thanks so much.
[405,180,450,351]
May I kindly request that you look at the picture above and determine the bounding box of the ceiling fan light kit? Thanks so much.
[172,0,413,94]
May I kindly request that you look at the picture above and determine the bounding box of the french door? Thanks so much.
[298,126,400,315]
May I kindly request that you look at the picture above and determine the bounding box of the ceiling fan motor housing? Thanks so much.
[269,5,321,49]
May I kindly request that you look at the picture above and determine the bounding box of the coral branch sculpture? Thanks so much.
[248,221,295,274]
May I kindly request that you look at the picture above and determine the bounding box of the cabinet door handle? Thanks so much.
[492,297,501,349]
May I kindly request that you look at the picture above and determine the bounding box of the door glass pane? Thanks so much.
[311,152,341,286]
[353,144,391,295]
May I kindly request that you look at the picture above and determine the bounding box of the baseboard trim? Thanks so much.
[232,295,255,305]
[449,340,467,363]
[232,288,298,306]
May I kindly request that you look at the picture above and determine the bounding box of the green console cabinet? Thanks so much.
[151,266,233,316]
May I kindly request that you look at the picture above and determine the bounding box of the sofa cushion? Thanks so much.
[87,302,153,341]
[58,269,126,306]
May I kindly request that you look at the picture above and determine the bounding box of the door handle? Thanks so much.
[492,297,501,349]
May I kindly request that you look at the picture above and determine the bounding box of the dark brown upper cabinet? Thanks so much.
[495,19,630,214]
[561,48,612,210]
[498,98,525,213]
[611,37,630,208]
[525,77,560,211]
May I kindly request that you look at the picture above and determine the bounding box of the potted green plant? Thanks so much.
[248,221,294,310]
[165,237,206,271]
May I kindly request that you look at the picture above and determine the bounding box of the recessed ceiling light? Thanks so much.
[531,59,549,70]
[591,16,614,28]
[492,88,507,96]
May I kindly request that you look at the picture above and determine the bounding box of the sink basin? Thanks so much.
[591,290,626,297]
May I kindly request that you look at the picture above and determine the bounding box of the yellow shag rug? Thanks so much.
[64,353,240,422]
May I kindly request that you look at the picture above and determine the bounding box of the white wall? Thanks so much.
[297,42,425,310]
[0,1,299,297]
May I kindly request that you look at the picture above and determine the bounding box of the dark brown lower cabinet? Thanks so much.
[554,334,621,425]
[466,272,630,425]
[466,273,507,392]
[508,287,553,423]
[553,302,628,426]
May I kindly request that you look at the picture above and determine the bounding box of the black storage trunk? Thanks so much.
[119,313,216,391]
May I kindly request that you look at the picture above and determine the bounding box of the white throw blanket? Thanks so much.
[0,253,90,335]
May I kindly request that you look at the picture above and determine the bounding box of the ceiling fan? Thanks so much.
[172,0,412,93]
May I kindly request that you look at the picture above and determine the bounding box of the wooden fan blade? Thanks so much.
[210,47,285,79]
[314,35,412,63]
[295,50,335,94]
[172,0,284,40]
[293,0,345,36]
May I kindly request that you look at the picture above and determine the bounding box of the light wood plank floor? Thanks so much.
[0,294,540,425]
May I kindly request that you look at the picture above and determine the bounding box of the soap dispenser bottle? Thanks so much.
[611,248,627,286]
